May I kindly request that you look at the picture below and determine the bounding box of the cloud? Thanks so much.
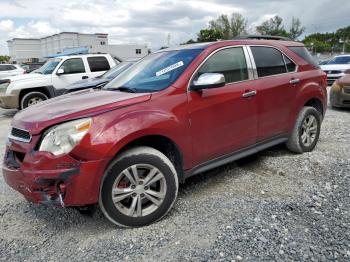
[0,0,349,55]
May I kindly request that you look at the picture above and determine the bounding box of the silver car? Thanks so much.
[0,64,25,79]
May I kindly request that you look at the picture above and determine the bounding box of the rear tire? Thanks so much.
[99,146,178,227]
[286,106,321,154]
[21,91,48,109]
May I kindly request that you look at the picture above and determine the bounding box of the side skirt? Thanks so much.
[183,134,289,181]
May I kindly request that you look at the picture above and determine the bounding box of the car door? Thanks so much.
[188,46,258,166]
[86,56,111,78]
[248,46,298,141]
[52,58,89,91]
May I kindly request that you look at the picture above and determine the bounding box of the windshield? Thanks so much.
[105,49,203,92]
[34,58,62,75]
[327,56,350,65]
[100,61,134,79]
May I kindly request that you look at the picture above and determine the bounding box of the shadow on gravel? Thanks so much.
[179,144,288,194]
[0,109,17,118]
[12,141,290,230]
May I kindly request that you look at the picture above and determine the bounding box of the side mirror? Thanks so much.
[344,69,350,74]
[56,68,65,75]
[190,73,226,91]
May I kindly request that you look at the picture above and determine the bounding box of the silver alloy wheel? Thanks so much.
[111,164,167,217]
[27,97,44,106]
[301,115,318,147]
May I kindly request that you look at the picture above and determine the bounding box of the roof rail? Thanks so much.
[234,35,293,41]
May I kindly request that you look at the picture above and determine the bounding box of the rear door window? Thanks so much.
[87,56,110,72]
[196,47,249,84]
[0,65,7,71]
[251,46,287,77]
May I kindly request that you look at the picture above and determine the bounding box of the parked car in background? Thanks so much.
[63,60,136,94]
[321,54,350,85]
[0,54,116,109]
[21,63,45,73]
[318,59,330,65]
[0,64,26,79]
[330,69,350,108]
[3,39,327,227]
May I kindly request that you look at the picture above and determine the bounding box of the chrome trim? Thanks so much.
[187,45,253,92]
[289,79,300,85]
[8,127,32,143]
[242,90,257,98]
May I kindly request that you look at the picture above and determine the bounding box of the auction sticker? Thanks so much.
[156,61,184,76]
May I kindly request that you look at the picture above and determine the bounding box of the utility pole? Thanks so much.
[167,33,171,47]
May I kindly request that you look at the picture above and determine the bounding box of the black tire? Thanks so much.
[99,146,178,227]
[286,106,321,154]
[21,91,48,109]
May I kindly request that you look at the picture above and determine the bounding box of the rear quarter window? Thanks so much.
[87,56,111,72]
[288,46,319,67]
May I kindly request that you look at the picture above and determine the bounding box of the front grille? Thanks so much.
[325,70,342,75]
[9,127,31,143]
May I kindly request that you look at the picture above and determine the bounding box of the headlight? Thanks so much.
[39,118,92,156]
[0,79,10,93]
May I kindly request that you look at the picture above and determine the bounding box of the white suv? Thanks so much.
[0,54,116,109]
[0,64,26,79]
[321,54,350,85]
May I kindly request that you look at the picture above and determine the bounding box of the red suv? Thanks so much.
[3,39,327,227]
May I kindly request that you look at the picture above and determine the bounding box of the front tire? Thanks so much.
[99,146,178,227]
[286,106,321,153]
[21,91,48,109]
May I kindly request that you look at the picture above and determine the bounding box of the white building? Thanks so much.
[7,32,148,64]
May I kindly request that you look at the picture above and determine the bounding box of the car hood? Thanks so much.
[7,73,50,82]
[12,89,151,135]
[321,64,350,71]
[66,77,109,90]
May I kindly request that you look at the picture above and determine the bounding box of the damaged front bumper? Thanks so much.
[2,141,108,207]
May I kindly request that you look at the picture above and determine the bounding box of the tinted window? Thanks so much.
[0,65,16,71]
[59,58,85,74]
[87,56,110,72]
[106,49,203,92]
[251,46,287,77]
[288,46,318,67]
[327,56,350,65]
[196,47,248,83]
[284,55,296,72]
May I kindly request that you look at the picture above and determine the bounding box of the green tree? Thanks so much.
[197,29,224,42]
[230,13,248,38]
[256,15,288,36]
[288,17,305,40]
[0,55,10,63]
[209,13,248,39]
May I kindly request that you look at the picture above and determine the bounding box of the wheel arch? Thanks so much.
[106,134,185,183]
[19,85,56,108]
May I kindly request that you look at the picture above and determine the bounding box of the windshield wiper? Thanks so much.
[106,86,137,93]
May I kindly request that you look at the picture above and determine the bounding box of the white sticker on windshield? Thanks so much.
[156,61,184,77]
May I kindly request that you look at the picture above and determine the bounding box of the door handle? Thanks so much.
[242,90,257,98]
[82,76,89,79]
[289,78,300,85]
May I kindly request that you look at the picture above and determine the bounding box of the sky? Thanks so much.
[0,0,349,54]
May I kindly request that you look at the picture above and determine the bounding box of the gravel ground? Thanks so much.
[0,96,349,261]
